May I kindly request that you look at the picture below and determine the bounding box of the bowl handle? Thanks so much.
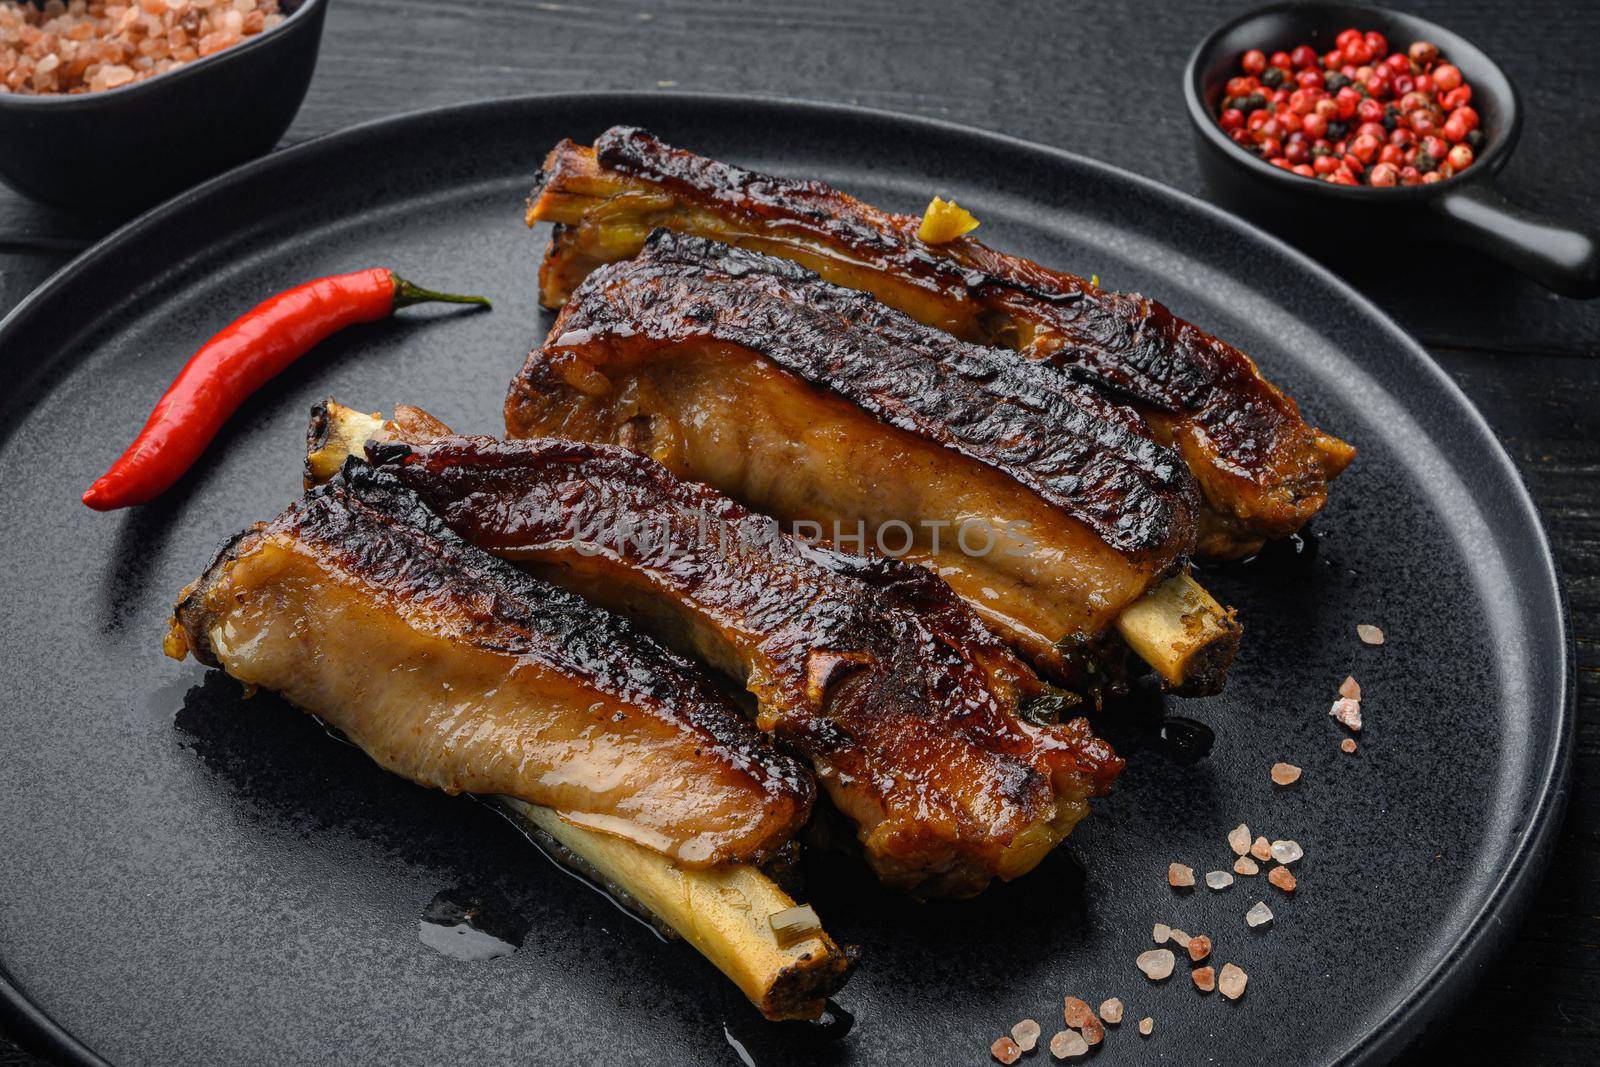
[1431,182,1600,298]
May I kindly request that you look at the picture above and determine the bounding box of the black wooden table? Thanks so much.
[2,1,1595,1062]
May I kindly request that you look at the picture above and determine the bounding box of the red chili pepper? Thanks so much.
[82,268,489,511]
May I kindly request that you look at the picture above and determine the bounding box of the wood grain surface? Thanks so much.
[1,1,1595,1062]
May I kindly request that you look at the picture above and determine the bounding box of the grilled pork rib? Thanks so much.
[307,406,1122,898]
[526,126,1355,558]
[506,232,1237,688]
[165,463,813,867]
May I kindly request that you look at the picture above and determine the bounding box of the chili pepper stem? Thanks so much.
[390,274,492,310]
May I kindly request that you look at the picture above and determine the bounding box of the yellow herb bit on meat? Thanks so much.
[917,196,980,244]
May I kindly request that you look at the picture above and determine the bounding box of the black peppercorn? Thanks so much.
[1466,128,1485,149]
[1261,66,1286,88]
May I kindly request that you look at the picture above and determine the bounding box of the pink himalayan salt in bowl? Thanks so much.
[0,0,325,213]
[1,0,287,96]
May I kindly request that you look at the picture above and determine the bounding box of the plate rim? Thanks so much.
[0,90,1574,1067]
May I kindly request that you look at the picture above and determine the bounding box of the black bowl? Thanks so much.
[0,0,327,216]
[1184,2,1600,298]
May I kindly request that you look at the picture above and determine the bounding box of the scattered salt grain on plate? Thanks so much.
[1138,1017,1154,1036]
[1205,870,1234,891]
[992,1036,1022,1064]
[1153,922,1171,943]
[1168,862,1195,888]
[1234,855,1260,876]
[1271,840,1304,865]
[1168,929,1191,949]
[1011,1019,1041,1052]
[1271,762,1302,786]
[1192,965,1216,993]
[1269,866,1298,893]
[1136,948,1176,981]
[1251,835,1273,861]
[1187,934,1212,962]
[1098,998,1123,1024]
[1246,901,1274,928]
[1228,823,1251,856]
[1219,963,1249,1000]
[1049,1029,1088,1059]
[1062,997,1096,1030]
[1357,623,1385,645]
[1340,675,1362,700]
[1330,696,1363,731]
[1341,738,1358,754]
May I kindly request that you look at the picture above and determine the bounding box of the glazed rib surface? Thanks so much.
[166,463,813,866]
[506,230,1198,669]
[527,126,1354,557]
[347,429,1122,898]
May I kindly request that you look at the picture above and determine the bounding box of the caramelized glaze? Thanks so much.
[364,433,1122,897]
[527,127,1354,557]
[167,465,813,866]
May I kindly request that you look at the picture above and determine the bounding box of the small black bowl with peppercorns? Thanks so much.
[1184,2,1599,298]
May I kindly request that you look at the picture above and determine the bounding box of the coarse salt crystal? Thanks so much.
[1168,929,1191,949]
[1049,1029,1088,1059]
[1192,965,1216,992]
[1269,866,1298,893]
[1138,1017,1154,1036]
[1271,761,1303,785]
[1271,840,1304,865]
[1357,623,1385,645]
[1136,948,1176,981]
[1218,963,1249,1000]
[1341,737,1358,754]
[1098,998,1123,1024]
[1330,696,1363,731]
[1062,997,1096,1029]
[0,0,282,95]
[1228,823,1251,856]
[1152,922,1170,943]
[1205,870,1234,891]
[991,1036,1022,1064]
[1234,856,1260,876]
[1168,862,1195,888]
[1011,1019,1040,1052]
[1340,675,1362,700]
[1246,901,1274,928]
[1251,835,1272,861]
[1187,934,1212,962]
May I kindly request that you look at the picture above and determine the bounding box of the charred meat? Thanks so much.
[309,403,1123,898]
[505,232,1239,692]
[165,461,814,867]
[526,126,1354,558]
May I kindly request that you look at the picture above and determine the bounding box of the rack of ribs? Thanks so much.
[306,401,1124,899]
[504,231,1240,694]
[525,126,1354,560]
[164,460,853,1019]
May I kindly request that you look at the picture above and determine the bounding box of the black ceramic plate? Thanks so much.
[0,95,1570,1067]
